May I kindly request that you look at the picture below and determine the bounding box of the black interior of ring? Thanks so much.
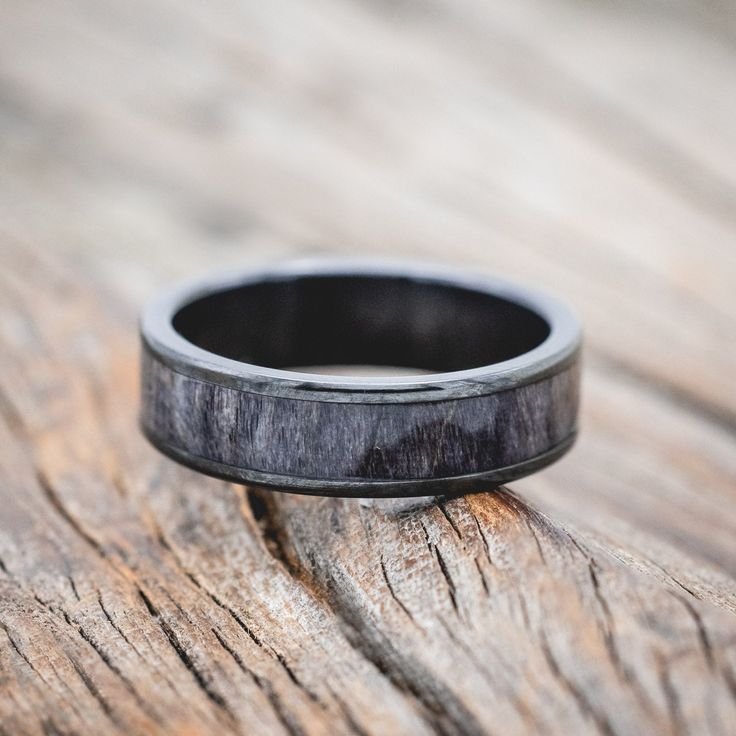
[172,275,551,372]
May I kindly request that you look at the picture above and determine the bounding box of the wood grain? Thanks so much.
[1,0,735,733]
[141,348,579,486]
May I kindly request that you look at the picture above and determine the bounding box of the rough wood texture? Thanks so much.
[1,1,736,734]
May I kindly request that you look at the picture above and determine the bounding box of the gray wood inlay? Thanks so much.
[141,348,580,483]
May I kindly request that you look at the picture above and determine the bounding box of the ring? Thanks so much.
[140,260,582,497]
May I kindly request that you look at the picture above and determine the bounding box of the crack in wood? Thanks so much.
[67,655,119,728]
[437,500,463,540]
[668,591,715,670]
[379,555,417,624]
[656,655,685,736]
[473,557,490,596]
[3,567,161,727]
[71,616,159,724]
[433,546,459,615]
[587,560,623,674]
[472,514,494,567]
[211,628,303,736]
[0,383,30,440]
[0,621,50,687]
[244,487,302,577]
[143,501,327,711]
[66,575,80,602]
[325,684,372,736]
[438,617,547,735]
[34,469,107,560]
[539,628,617,736]
[96,592,143,659]
[135,586,237,728]
[333,609,486,736]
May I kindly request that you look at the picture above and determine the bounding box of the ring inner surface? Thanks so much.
[172,275,550,374]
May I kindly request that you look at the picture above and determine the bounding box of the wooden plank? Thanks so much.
[0,0,735,732]
[1,225,735,736]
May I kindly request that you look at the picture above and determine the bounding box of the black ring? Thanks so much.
[140,260,582,497]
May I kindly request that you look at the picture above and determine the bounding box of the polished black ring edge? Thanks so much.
[141,259,583,404]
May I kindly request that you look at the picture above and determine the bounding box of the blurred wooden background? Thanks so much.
[1,1,735,734]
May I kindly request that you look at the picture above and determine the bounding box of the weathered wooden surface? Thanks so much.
[1,1,736,734]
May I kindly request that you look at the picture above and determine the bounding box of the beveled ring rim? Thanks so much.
[140,258,582,404]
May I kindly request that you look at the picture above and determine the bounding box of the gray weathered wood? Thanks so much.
[141,349,579,491]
